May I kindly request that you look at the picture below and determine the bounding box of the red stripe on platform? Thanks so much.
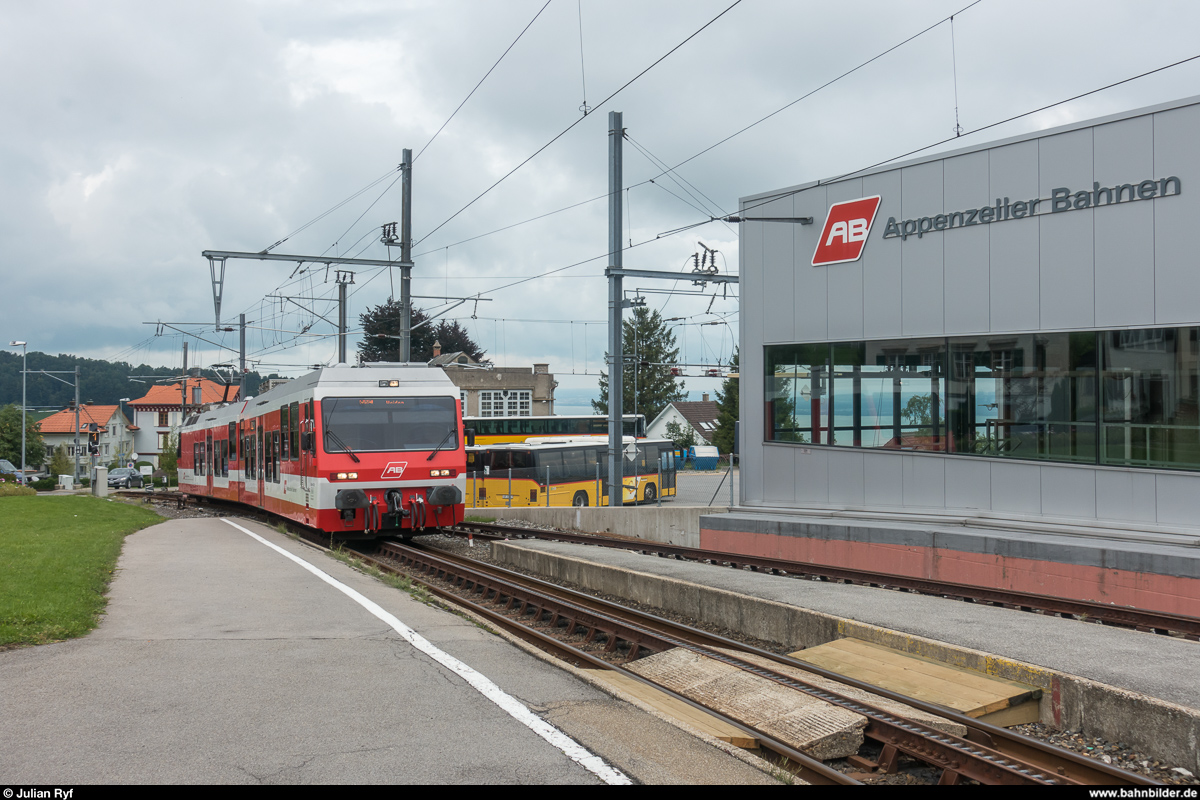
[699,527,1200,618]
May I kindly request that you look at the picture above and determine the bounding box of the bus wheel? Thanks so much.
[572,491,589,507]
[643,483,656,503]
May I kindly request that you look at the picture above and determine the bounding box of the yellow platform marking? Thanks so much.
[791,638,1041,722]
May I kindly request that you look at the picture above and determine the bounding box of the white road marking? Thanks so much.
[221,518,631,785]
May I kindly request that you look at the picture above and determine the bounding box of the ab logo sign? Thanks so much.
[811,196,881,267]
[382,462,408,478]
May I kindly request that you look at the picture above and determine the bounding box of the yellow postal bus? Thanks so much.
[466,437,675,507]
[463,414,646,445]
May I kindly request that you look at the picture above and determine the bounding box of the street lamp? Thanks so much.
[9,341,26,482]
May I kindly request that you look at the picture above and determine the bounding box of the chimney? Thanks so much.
[702,393,709,402]
[433,341,442,357]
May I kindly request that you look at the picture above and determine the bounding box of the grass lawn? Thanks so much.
[0,495,162,647]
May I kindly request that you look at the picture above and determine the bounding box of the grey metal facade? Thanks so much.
[740,95,1200,529]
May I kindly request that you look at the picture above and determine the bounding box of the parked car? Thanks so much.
[0,459,28,484]
[108,467,143,489]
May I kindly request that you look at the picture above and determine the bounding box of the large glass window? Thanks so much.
[1101,328,1200,468]
[834,339,947,450]
[946,332,1097,463]
[766,326,1200,472]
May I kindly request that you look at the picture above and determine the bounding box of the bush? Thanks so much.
[0,482,36,497]
[32,478,57,492]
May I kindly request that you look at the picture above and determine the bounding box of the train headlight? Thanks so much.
[378,380,400,387]
[430,469,454,477]
[332,472,359,480]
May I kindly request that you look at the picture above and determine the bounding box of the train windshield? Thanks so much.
[321,396,458,453]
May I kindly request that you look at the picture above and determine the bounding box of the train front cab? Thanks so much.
[313,393,466,537]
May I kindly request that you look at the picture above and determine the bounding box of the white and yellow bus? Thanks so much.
[463,414,646,445]
[466,437,676,507]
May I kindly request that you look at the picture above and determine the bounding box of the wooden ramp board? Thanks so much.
[790,638,1041,725]
[582,668,759,748]
[709,647,968,739]
[623,648,867,760]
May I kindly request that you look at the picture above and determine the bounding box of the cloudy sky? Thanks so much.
[4,0,1200,409]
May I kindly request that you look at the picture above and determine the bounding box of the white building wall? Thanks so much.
[742,95,1200,530]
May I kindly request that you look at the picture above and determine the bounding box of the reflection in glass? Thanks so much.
[946,333,1096,463]
[1101,328,1200,468]
[765,326,1200,472]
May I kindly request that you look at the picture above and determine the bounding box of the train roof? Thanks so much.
[183,364,456,429]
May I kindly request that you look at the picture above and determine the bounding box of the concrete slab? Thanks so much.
[0,516,775,785]
[626,648,866,760]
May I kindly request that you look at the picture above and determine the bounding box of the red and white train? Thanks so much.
[178,364,466,538]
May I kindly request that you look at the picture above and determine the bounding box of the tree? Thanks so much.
[902,394,932,428]
[158,431,179,482]
[0,404,44,469]
[664,419,696,452]
[712,349,739,454]
[50,444,71,477]
[358,301,486,364]
[591,307,686,422]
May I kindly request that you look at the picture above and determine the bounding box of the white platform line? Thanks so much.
[221,519,630,785]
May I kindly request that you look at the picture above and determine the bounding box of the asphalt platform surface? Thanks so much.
[0,516,774,785]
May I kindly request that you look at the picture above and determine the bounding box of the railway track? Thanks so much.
[451,520,1200,640]
[353,538,1157,787]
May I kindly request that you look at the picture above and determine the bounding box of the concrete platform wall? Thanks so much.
[464,506,729,548]
[699,513,1200,618]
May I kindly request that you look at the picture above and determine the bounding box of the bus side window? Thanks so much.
[539,451,565,482]
[562,448,587,481]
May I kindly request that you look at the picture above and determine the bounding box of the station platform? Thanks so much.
[490,535,1200,775]
[699,509,1200,618]
[0,516,773,785]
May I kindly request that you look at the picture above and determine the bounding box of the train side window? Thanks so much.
[290,401,300,460]
[280,405,290,461]
[307,399,315,451]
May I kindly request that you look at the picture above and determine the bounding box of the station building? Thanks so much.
[710,95,1200,616]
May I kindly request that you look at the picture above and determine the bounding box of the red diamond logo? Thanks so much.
[811,196,881,266]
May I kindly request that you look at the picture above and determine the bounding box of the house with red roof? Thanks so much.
[127,379,239,466]
[37,404,135,473]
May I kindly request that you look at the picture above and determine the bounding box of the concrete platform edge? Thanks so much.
[493,541,1200,774]
[465,506,729,548]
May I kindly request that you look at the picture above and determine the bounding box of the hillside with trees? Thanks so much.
[0,350,272,409]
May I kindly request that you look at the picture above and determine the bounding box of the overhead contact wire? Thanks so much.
[414,0,745,248]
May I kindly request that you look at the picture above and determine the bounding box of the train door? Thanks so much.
[206,431,213,494]
[299,400,312,522]
[256,425,265,505]
[299,401,309,494]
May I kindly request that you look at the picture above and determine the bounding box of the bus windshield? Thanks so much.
[322,396,458,453]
